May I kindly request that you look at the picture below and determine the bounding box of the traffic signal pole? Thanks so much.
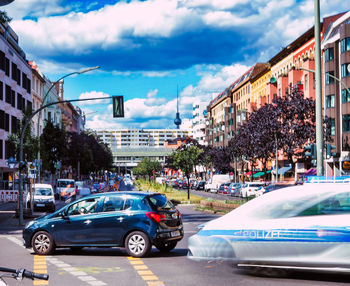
[314,0,323,176]
[18,95,120,225]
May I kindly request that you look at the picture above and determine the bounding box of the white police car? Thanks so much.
[188,183,350,273]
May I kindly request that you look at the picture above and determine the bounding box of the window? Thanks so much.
[324,47,334,61]
[5,58,9,76]
[5,84,11,104]
[0,51,5,71]
[5,140,10,159]
[11,62,17,81]
[325,71,335,84]
[17,93,22,110]
[11,116,17,134]
[297,193,350,216]
[330,118,335,136]
[102,196,125,212]
[343,114,350,132]
[11,90,15,108]
[0,110,4,129]
[342,89,350,103]
[341,63,350,78]
[0,140,2,159]
[326,94,335,108]
[5,113,9,132]
[341,37,350,53]
[67,197,100,216]
[0,81,3,101]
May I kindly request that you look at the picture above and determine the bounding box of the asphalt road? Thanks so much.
[1,201,350,286]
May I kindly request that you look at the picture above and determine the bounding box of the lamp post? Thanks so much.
[36,66,99,183]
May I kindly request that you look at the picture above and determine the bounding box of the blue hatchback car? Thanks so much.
[23,192,184,258]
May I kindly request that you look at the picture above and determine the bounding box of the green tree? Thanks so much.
[0,11,12,24]
[7,107,39,162]
[168,139,203,199]
[40,121,68,175]
[133,157,162,180]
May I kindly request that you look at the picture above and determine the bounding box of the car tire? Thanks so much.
[125,231,151,258]
[155,241,177,252]
[32,231,55,255]
[50,205,56,213]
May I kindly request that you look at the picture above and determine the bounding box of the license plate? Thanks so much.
[171,230,180,237]
[36,204,45,207]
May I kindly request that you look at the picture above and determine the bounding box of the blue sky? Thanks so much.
[5,0,349,130]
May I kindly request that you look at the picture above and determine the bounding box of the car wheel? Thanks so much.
[155,241,177,252]
[32,231,55,255]
[125,231,151,258]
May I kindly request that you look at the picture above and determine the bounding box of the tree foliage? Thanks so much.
[40,121,68,174]
[167,138,203,199]
[7,107,39,162]
[133,157,162,179]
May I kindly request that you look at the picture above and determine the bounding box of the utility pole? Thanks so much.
[314,0,324,176]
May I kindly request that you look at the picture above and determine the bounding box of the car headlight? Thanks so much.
[25,220,35,229]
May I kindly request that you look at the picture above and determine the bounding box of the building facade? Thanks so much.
[0,22,32,187]
[322,11,350,176]
[95,128,192,174]
[192,102,207,145]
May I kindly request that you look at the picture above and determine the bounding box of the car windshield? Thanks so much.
[225,187,335,220]
[57,181,74,188]
[148,194,174,211]
[34,188,53,196]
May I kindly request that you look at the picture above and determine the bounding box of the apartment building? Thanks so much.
[322,11,350,176]
[0,22,32,185]
[192,102,207,145]
[95,128,192,173]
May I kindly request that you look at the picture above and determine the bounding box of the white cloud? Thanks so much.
[79,91,111,105]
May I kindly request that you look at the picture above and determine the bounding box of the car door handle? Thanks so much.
[84,220,92,225]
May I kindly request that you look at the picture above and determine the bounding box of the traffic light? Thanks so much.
[304,143,316,159]
[326,144,336,158]
[112,96,124,118]
[19,161,26,171]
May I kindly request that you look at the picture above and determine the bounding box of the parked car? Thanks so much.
[217,183,231,195]
[27,184,55,213]
[240,182,265,198]
[228,183,242,197]
[263,183,291,194]
[23,191,184,258]
[196,181,206,191]
[188,183,350,274]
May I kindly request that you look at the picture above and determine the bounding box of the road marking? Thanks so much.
[33,255,49,285]
[127,257,165,285]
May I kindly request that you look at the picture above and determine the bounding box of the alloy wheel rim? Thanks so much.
[128,234,146,255]
[34,234,50,253]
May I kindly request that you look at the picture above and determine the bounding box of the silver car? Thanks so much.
[188,183,350,273]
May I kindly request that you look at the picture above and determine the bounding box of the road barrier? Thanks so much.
[0,190,19,202]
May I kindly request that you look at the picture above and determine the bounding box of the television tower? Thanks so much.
[174,86,181,129]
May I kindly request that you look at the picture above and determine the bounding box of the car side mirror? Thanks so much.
[61,210,69,220]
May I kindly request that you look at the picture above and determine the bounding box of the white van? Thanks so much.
[30,184,55,212]
[205,174,231,193]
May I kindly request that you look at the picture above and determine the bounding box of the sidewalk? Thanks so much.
[0,202,40,234]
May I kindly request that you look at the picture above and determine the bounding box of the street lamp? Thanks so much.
[36,66,100,183]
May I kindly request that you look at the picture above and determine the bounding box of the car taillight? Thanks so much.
[178,211,181,218]
[146,212,166,223]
